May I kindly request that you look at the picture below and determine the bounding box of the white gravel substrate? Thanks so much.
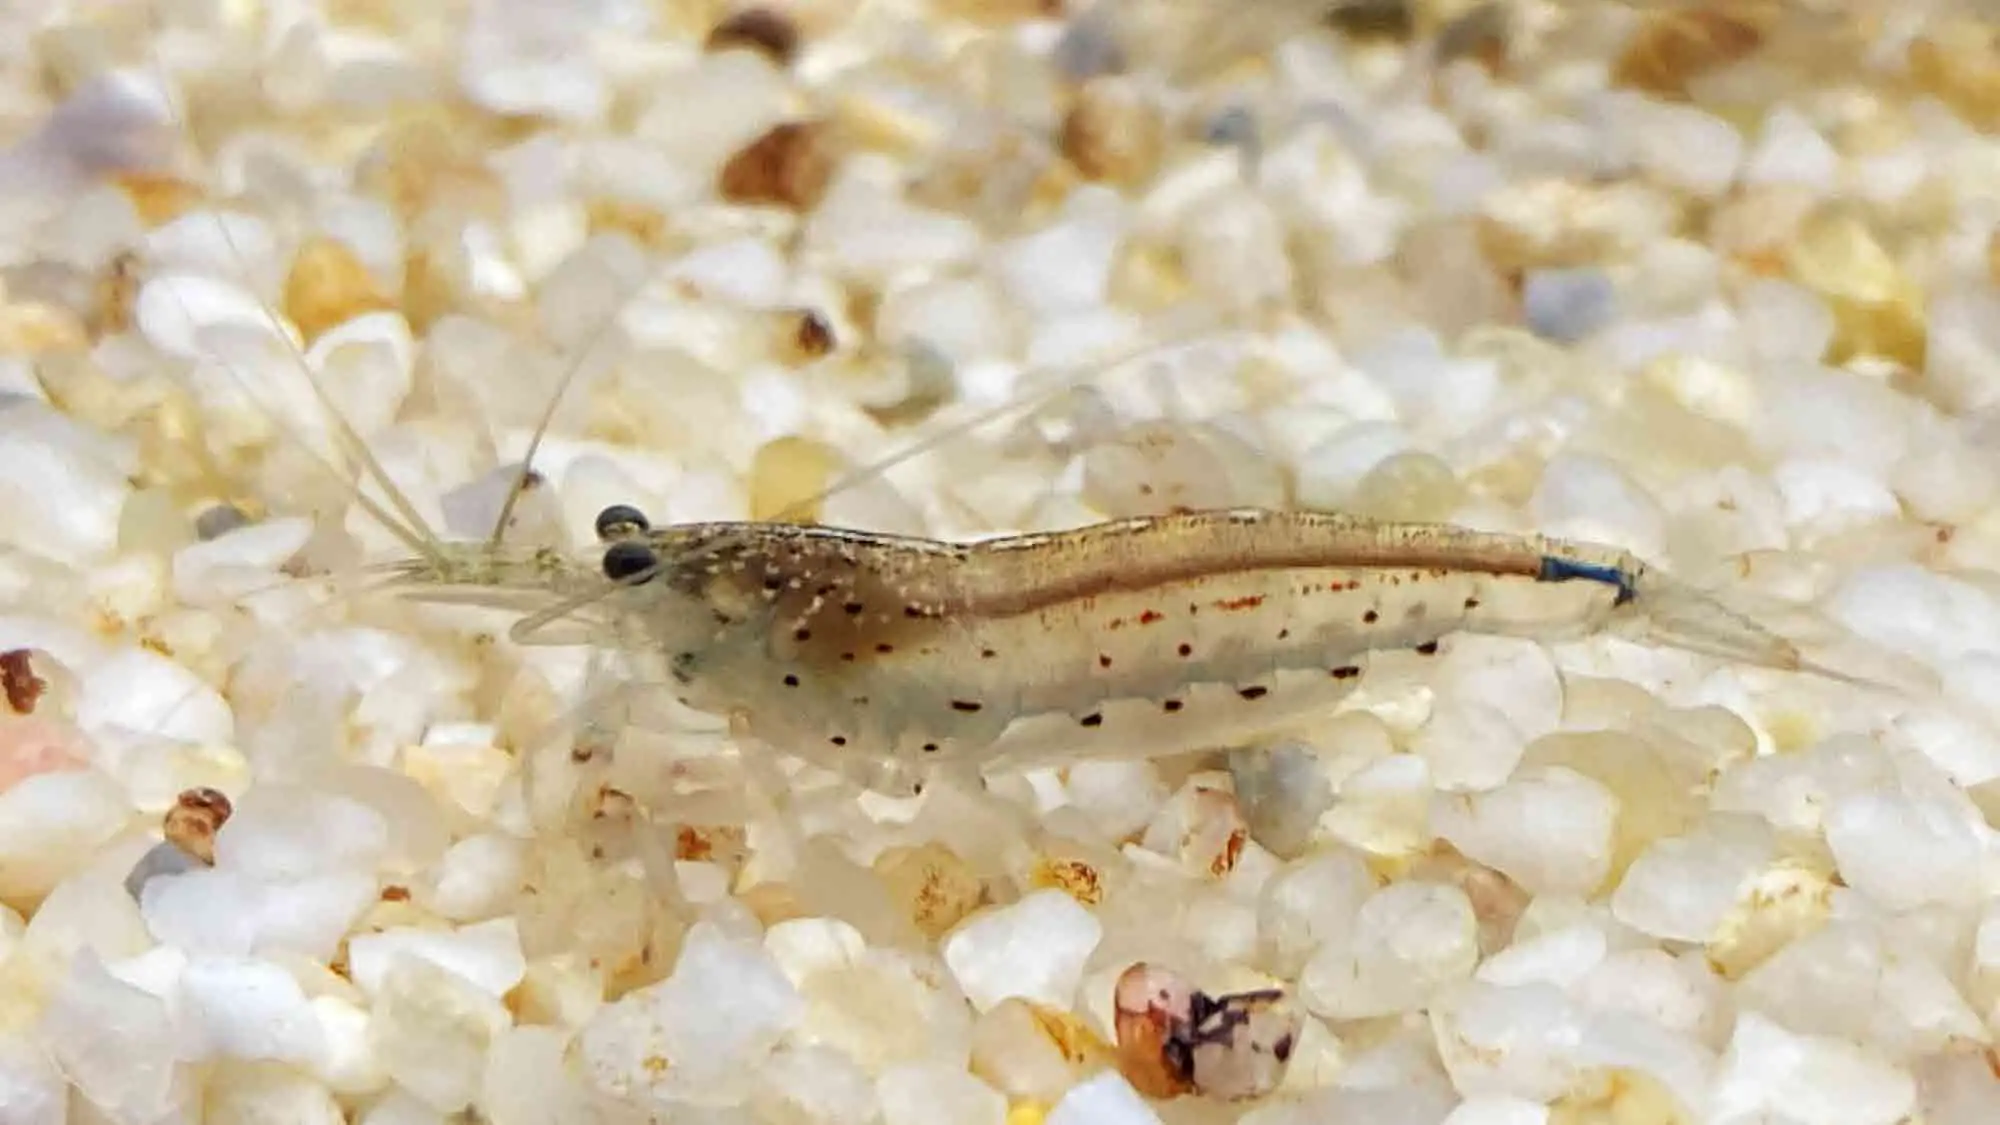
[5,1,2000,1122]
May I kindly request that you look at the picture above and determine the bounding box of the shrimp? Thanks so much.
[509,498,1853,800]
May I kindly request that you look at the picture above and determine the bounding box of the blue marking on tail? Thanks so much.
[1538,556,1638,606]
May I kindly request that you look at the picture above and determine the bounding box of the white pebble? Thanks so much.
[458,0,608,120]
[1710,1013,1915,1125]
[1432,767,1619,896]
[807,157,983,285]
[795,944,973,1072]
[1828,564,2000,668]
[1433,981,1586,1101]
[943,889,1103,1013]
[170,516,314,605]
[1320,753,1434,858]
[1293,422,1414,510]
[1709,737,1892,836]
[764,916,868,984]
[1300,882,1478,1020]
[1625,101,1744,197]
[1927,286,2000,414]
[1530,453,1667,560]
[1737,280,1835,366]
[877,1061,1007,1125]
[206,1066,345,1125]
[0,768,131,902]
[1258,849,1375,977]
[371,957,512,1113]
[1611,817,1774,943]
[1063,760,1169,841]
[74,644,234,747]
[1442,1096,1549,1125]
[1177,187,1294,317]
[482,1026,605,1125]
[576,921,803,1105]
[423,834,526,922]
[1047,1070,1164,1125]
[1743,107,1840,189]
[212,785,387,880]
[310,995,388,1095]
[667,236,791,307]
[1412,636,1563,791]
[1824,789,1988,912]
[0,403,139,566]
[347,918,527,999]
[991,186,1126,316]
[1476,924,1608,990]
[1772,459,1900,535]
[403,730,513,819]
[876,276,1021,368]
[1575,950,1721,1038]
[141,867,377,960]
[1352,329,1499,438]
[134,273,288,359]
[0,1032,66,1125]
[355,1089,450,1125]
[39,950,191,1121]
[178,954,326,1063]
[19,863,153,968]
[633,51,789,180]
[1740,920,1983,1057]
[754,1045,880,1125]
[1752,366,1915,479]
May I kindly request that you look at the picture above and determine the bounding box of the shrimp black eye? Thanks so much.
[594,504,651,542]
[602,540,659,584]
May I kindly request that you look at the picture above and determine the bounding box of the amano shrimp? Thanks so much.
[514,497,1854,800]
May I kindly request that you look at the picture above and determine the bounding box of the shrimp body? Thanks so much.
[597,507,1812,794]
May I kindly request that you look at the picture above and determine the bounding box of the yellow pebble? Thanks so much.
[1006,1101,1048,1125]
[283,235,394,345]
[1783,212,1925,370]
[749,435,842,523]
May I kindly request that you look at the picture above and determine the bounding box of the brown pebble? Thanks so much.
[718,121,836,211]
[1,649,47,715]
[1112,961,1303,1102]
[163,787,233,865]
[1611,4,1768,99]
[782,307,837,361]
[93,250,141,336]
[1113,963,1199,1099]
[1059,77,1164,188]
[1324,0,1414,39]
[706,7,800,66]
